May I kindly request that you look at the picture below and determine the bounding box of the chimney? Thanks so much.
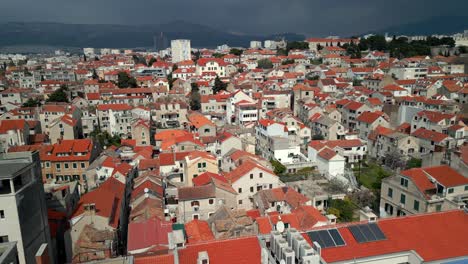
[197,251,209,264]
[359,206,377,222]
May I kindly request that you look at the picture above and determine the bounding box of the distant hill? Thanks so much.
[372,16,468,36]
[0,21,305,49]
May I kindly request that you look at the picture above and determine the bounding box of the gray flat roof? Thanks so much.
[0,162,30,179]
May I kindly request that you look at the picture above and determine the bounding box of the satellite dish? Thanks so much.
[144,188,149,193]
[276,221,285,233]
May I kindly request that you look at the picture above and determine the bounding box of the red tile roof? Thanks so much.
[417,110,455,123]
[193,172,227,186]
[356,111,387,124]
[411,128,448,143]
[127,216,172,252]
[184,220,215,244]
[97,103,133,111]
[318,210,468,263]
[224,160,275,183]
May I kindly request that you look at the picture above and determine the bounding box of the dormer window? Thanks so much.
[400,177,409,187]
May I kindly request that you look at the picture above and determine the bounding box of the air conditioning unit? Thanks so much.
[281,247,295,264]
[300,244,315,258]
[275,239,288,261]
[270,231,282,255]
[292,236,306,256]
[302,254,320,264]
[286,228,299,246]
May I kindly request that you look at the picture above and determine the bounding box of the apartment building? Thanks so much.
[380,165,468,217]
[0,151,53,264]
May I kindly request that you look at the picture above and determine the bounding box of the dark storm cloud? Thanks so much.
[1,0,467,36]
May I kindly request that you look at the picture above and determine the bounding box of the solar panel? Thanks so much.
[359,224,377,241]
[318,230,335,248]
[307,229,346,248]
[349,225,367,243]
[329,229,345,246]
[308,231,325,248]
[348,223,386,243]
[369,223,386,240]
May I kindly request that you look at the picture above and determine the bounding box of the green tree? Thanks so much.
[189,83,201,111]
[281,59,295,65]
[212,53,224,58]
[327,199,355,222]
[458,46,467,54]
[229,48,243,56]
[213,75,227,94]
[286,41,309,51]
[92,69,99,79]
[22,98,41,107]
[117,71,137,88]
[312,134,324,140]
[46,85,69,103]
[257,58,273,69]
[343,43,362,58]
[276,48,288,56]
[353,79,362,86]
[270,159,286,175]
[406,158,422,169]
[147,57,157,66]
[132,55,147,66]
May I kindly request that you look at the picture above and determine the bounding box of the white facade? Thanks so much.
[171,39,192,63]
[250,41,262,49]
[316,153,345,178]
[232,167,282,210]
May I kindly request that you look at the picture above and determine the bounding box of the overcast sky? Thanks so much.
[1,0,467,36]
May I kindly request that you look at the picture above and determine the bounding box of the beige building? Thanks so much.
[131,119,151,146]
[183,151,218,187]
[380,165,468,218]
[177,180,237,223]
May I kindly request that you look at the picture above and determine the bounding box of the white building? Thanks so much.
[83,48,95,57]
[171,39,192,63]
[250,41,262,49]
[0,151,54,264]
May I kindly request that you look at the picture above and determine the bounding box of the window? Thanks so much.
[0,210,4,219]
[73,163,77,169]
[0,180,12,195]
[0,236,8,243]
[192,214,199,220]
[238,188,242,193]
[269,184,273,189]
[64,163,69,169]
[81,162,86,168]
[436,204,442,212]
[413,200,420,211]
[45,162,50,168]
[250,187,254,193]
[56,163,61,170]
[400,177,409,187]
[191,201,200,207]
[238,200,243,205]
[388,188,393,198]
[250,173,253,179]
[259,173,263,178]
[465,185,468,191]
[448,188,454,194]
[209,199,214,205]
[400,194,406,204]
